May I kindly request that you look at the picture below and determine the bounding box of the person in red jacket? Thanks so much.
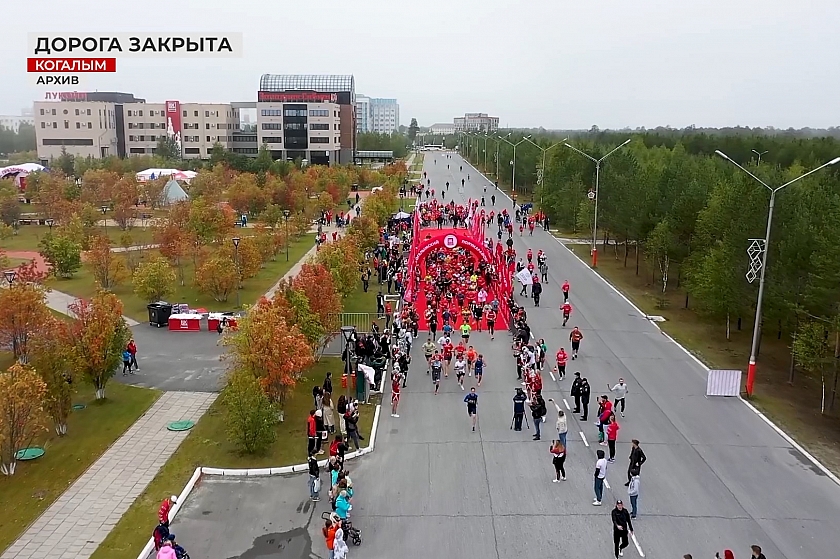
[158,495,178,527]
[555,347,568,380]
[307,410,318,456]
[561,280,570,302]
[561,302,572,327]
[606,412,620,462]
[127,339,139,371]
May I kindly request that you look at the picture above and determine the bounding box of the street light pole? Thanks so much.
[715,150,840,397]
[751,149,769,166]
[283,209,291,262]
[564,139,631,267]
[524,137,567,209]
[232,237,241,308]
[499,135,531,193]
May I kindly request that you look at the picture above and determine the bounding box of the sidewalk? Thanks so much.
[0,391,216,559]
[46,289,141,326]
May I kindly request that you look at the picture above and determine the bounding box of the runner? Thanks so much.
[466,345,477,376]
[454,354,467,390]
[570,327,583,359]
[474,353,485,387]
[464,387,479,431]
[391,371,402,418]
[562,280,570,302]
[485,306,497,340]
[460,320,472,344]
[561,301,573,327]
[423,338,436,373]
[430,352,443,395]
[555,347,568,380]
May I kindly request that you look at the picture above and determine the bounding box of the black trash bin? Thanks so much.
[147,302,173,328]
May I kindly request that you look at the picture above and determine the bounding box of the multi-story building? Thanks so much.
[0,114,35,132]
[355,95,399,134]
[256,74,356,165]
[34,92,239,162]
[429,123,456,135]
[355,95,371,134]
[454,112,499,133]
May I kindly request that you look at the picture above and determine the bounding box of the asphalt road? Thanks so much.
[165,152,839,559]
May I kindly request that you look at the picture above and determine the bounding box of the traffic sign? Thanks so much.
[587,190,595,200]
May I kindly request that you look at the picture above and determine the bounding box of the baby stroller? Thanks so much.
[322,511,362,546]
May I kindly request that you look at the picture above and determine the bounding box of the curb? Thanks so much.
[134,402,382,559]
[460,151,840,489]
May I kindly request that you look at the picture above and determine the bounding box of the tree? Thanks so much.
[348,214,381,251]
[686,241,749,340]
[39,233,82,278]
[155,136,181,161]
[645,218,676,293]
[223,299,314,420]
[292,263,342,333]
[67,290,131,399]
[30,318,77,435]
[0,282,51,363]
[87,235,128,289]
[195,255,238,302]
[315,238,360,298]
[133,256,176,303]
[222,368,276,454]
[220,236,263,282]
[792,319,835,414]
[120,232,141,273]
[408,118,419,141]
[155,221,189,285]
[0,195,21,227]
[110,175,139,230]
[0,364,48,475]
[271,288,326,351]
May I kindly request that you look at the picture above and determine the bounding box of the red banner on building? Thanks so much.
[165,100,182,153]
[257,91,337,103]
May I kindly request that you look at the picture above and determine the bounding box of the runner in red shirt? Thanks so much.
[443,341,454,376]
[555,347,568,380]
[527,249,533,263]
[570,327,584,359]
[562,280,570,302]
[391,372,402,418]
[485,307,497,339]
[561,302,572,327]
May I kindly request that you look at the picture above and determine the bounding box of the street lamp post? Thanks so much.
[232,236,241,308]
[715,150,840,397]
[751,149,769,166]
[100,206,108,234]
[499,135,531,193]
[564,139,631,267]
[45,218,54,233]
[341,325,355,398]
[524,137,568,209]
[282,209,291,262]
[4,270,16,356]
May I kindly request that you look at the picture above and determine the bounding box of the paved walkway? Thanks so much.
[46,289,141,326]
[0,391,216,559]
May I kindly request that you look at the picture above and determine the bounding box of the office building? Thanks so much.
[355,95,399,134]
[429,123,455,135]
[34,92,239,162]
[454,112,499,133]
[0,114,35,132]
[256,74,356,165]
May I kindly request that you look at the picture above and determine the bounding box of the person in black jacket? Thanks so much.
[532,280,542,307]
[570,373,583,413]
[323,372,333,396]
[512,388,527,431]
[308,452,321,502]
[611,500,634,558]
[579,377,591,421]
[530,390,547,440]
[626,439,647,485]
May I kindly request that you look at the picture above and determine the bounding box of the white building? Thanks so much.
[0,115,35,132]
[454,112,499,132]
[355,95,399,134]
[429,123,455,135]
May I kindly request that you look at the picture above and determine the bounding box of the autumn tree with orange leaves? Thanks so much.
[67,290,131,399]
[30,318,77,436]
[292,263,341,335]
[0,363,48,475]
[0,281,51,363]
[87,235,128,289]
[224,299,314,421]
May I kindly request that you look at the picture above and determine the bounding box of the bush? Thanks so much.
[222,369,277,454]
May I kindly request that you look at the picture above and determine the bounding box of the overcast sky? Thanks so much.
[2,0,838,130]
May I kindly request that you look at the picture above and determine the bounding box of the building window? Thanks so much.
[194,111,198,117]
[310,137,330,144]
[284,123,304,130]
[64,120,69,129]
[138,110,143,116]
[183,110,187,117]
[40,122,45,128]
[310,123,329,130]
[284,109,307,117]
[42,138,94,146]
[150,136,157,142]
[76,122,80,129]
[88,122,92,129]
[261,109,283,116]
[52,122,57,129]
[75,109,79,116]
[40,108,44,115]
[261,123,282,130]
[130,148,145,154]
[185,147,200,155]
[309,109,329,117]
[262,137,283,143]
[51,109,56,115]
[206,136,211,142]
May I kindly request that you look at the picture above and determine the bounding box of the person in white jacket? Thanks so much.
[627,468,641,518]
[333,523,350,559]
[608,378,628,417]
[548,398,568,447]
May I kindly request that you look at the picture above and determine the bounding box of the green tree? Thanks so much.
[155,136,181,161]
[133,256,177,303]
[792,320,834,414]
[222,368,277,454]
[39,234,82,278]
[408,118,419,141]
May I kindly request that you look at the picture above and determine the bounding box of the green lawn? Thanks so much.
[1,225,157,252]
[0,383,160,555]
[90,356,375,559]
[47,234,316,322]
[567,243,840,476]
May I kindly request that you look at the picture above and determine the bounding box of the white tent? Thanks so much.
[135,168,197,183]
[393,211,411,219]
[0,163,46,179]
[162,179,189,205]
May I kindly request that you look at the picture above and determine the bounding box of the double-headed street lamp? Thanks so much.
[715,150,840,397]
[4,269,16,287]
[45,218,55,233]
[282,209,291,262]
[499,135,531,193]
[524,137,568,208]
[564,139,631,267]
[752,149,769,166]
[232,237,241,308]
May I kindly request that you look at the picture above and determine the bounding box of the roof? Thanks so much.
[162,179,189,204]
[259,74,354,93]
[356,150,394,158]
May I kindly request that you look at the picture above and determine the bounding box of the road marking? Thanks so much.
[548,370,556,382]
[562,398,570,410]
[580,431,589,447]
[631,533,645,557]
[604,479,611,490]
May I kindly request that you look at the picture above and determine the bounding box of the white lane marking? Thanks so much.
[631,533,645,557]
[604,479,611,490]
[580,431,589,447]
[562,398,570,410]
[549,370,556,382]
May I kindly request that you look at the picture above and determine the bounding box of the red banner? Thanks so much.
[257,91,338,103]
[165,100,182,152]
